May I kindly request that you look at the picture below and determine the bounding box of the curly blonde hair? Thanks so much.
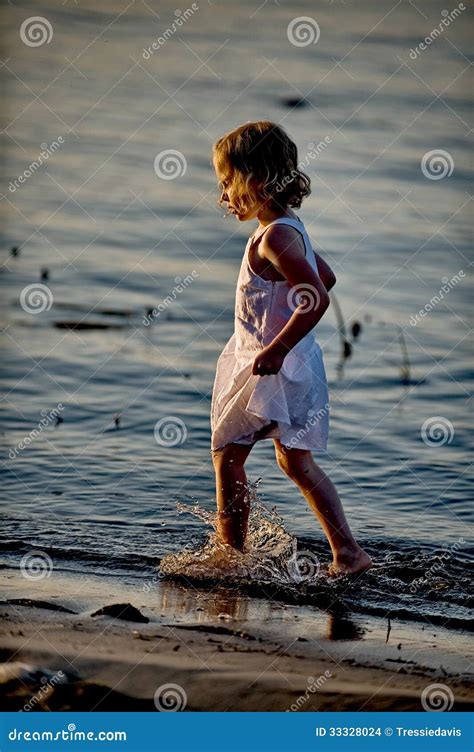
[213,121,311,215]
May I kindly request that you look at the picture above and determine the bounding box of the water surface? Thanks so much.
[0,0,472,630]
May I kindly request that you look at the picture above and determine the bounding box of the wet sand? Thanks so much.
[1,570,472,712]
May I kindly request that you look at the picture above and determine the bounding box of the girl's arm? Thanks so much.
[314,251,336,292]
[252,225,330,376]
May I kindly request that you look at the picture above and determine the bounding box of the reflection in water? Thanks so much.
[156,578,366,643]
[325,613,365,641]
[158,578,251,623]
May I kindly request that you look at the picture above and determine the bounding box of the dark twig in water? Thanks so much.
[54,321,125,330]
[330,292,352,359]
[385,614,392,644]
[280,96,308,109]
[351,320,362,339]
[397,326,411,385]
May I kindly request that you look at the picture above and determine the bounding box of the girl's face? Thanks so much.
[216,169,264,222]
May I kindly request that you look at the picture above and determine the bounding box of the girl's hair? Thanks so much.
[213,121,311,214]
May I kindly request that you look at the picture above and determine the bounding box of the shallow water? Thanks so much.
[0,0,472,629]
[160,486,473,630]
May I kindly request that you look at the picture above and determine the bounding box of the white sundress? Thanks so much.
[210,217,330,452]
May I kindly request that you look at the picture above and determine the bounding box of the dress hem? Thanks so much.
[211,435,329,452]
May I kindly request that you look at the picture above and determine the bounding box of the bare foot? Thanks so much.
[328,546,372,577]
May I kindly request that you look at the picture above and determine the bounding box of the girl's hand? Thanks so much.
[252,346,286,376]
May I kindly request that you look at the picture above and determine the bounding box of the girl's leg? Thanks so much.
[273,439,371,574]
[211,441,255,551]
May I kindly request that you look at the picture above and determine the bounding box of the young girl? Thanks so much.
[210,121,371,576]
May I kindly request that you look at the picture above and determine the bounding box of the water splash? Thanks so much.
[160,483,323,586]
[158,491,474,631]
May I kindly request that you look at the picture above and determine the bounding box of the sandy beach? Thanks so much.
[1,570,472,713]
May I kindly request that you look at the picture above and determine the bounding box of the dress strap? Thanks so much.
[252,216,302,239]
[266,217,303,230]
[250,217,316,267]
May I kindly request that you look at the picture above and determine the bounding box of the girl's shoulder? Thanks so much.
[260,217,307,250]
